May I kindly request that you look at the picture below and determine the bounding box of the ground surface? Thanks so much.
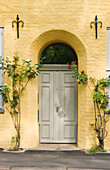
[0,150,110,169]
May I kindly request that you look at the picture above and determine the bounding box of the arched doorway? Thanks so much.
[39,43,78,143]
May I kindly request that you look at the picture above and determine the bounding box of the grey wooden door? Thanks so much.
[39,65,78,143]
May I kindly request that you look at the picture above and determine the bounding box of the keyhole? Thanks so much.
[56,107,59,113]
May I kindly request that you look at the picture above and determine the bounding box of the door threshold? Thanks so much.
[35,144,81,151]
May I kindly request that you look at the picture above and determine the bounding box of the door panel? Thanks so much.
[39,70,77,143]
[64,86,75,121]
[41,86,50,121]
[58,72,77,143]
[39,72,54,142]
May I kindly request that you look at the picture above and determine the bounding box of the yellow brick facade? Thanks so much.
[0,0,110,149]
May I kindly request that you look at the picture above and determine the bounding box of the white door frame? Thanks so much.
[39,64,78,143]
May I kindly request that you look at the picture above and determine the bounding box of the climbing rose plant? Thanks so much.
[67,62,110,149]
[0,53,40,150]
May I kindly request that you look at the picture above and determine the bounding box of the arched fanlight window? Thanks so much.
[40,43,78,64]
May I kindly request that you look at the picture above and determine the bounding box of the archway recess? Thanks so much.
[30,29,87,71]
[39,42,78,143]
[30,29,87,148]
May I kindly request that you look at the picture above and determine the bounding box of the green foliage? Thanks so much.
[20,148,24,150]
[0,53,40,150]
[89,123,94,127]
[106,109,110,114]
[87,145,107,154]
[68,61,110,111]
[11,136,16,144]
[40,43,77,64]
[0,53,39,115]
[69,62,88,85]
[68,61,110,149]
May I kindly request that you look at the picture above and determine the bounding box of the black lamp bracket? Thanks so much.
[90,15,102,39]
[12,15,24,38]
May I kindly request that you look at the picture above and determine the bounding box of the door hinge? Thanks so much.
[38,93,39,104]
[38,110,39,122]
